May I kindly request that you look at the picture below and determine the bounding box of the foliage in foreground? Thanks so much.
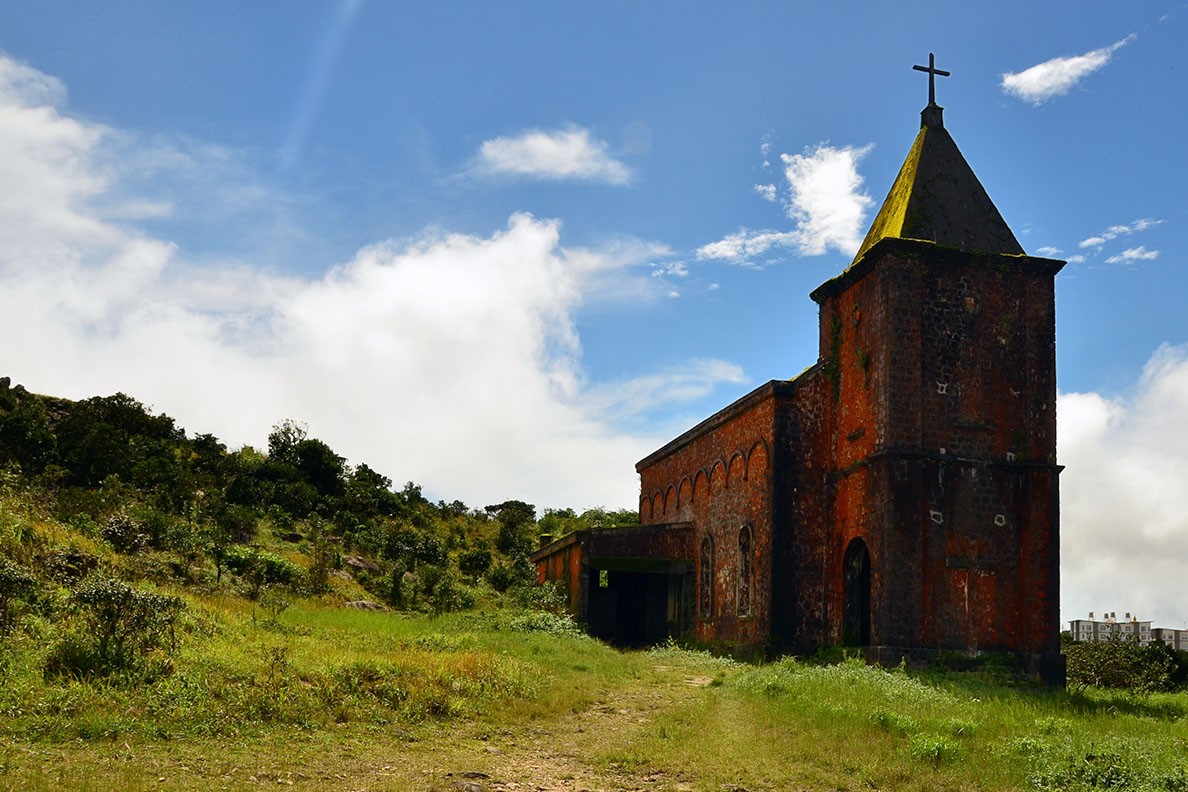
[1064,634,1188,694]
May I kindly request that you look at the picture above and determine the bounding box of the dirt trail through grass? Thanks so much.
[1,656,723,792]
[432,661,715,792]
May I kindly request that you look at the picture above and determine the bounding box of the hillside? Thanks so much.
[3,378,1188,790]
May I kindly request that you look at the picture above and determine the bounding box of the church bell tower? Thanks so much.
[809,55,1065,683]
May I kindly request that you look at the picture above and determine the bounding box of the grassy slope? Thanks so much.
[3,481,1187,790]
[3,597,1188,791]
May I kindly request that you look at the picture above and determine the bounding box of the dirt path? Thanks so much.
[1,662,724,792]
[430,664,716,792]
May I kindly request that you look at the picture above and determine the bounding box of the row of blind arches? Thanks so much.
[699,525,753,620]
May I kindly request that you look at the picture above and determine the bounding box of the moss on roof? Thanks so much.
[854,115,1023,263]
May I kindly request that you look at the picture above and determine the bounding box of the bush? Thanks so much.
[0,558,36,635]
[457,546,493,578]
[487,558,533,593]
[221,546,303,598]
[46,576,183,676]
[512,579,568,613]
[100,513,148,553]
[1066,637,1175,694]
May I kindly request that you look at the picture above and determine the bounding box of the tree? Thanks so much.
[266,419,308,467]
[487,500,537,557]
[294,438,345,499]
[0,395,56,474]
[55,393,183,488]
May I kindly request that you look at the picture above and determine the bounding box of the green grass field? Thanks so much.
[3,594,1187,791]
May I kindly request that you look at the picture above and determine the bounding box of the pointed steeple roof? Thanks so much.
[854,69,1023,261]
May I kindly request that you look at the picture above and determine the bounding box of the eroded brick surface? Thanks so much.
[534,238,1063,675]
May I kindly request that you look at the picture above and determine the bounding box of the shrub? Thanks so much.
[457,546,493,578]
[303,523,336,594]
[871,708,918,736]
[0,558,36,635]
[486,560,517,593]
[222,545,303,597]
[47,576,183,676]
[1066,637,1175,694]
[420,565,474,614]
[100,513,148,553]
[512,579,568,613]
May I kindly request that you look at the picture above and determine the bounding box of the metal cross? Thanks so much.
[913,53,950,106]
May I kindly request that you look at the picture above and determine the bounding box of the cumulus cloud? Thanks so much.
[472,126,631,185]
[1060,345,1188,628]
[0,55,747,509]
[1105,246,1160,264]
[1002,35,1135,105]
[698,142,874,265]
[781,144,874,256]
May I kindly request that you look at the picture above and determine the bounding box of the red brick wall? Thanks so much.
[637,388,776,645]
[811,240,1062,658]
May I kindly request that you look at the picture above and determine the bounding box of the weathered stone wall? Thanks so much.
[585,523,696,561]
[534,534,586,615]
[543,235,1062,672]
[636,387,776,645]
[771,371,831,650]
[812,239,1062,661]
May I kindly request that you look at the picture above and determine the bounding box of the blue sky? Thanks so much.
[1,2,1186,626]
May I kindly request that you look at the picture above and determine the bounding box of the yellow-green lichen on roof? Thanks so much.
[853,108,1024,262]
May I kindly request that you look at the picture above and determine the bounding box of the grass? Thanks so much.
[2,606,1188,790]
[3,487,1187,789]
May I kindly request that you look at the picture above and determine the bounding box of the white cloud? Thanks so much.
[652,261,689,278]
[695,228,798,265]
[753,183,777,202]
[1078,217,1162,249]
[1067,254,1086,264]
[697,142,874,265]
[781,143,874,256]
[473,126,631,185]
[1002,35,1135,105]
[1105,246,1159,264]
[1060,344,1188,628]
[0,55,750,510]
[1035,246,1062,257]
[585,359,747,424]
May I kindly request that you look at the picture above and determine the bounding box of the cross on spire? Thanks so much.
[913,52,950,107]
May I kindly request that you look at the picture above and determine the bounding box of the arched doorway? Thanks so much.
[842,538,871,646]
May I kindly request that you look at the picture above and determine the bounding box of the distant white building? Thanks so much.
[1069,612,1188,650]
[1152,627,1188,651]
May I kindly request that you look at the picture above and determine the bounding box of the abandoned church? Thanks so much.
[533,58,1065,683]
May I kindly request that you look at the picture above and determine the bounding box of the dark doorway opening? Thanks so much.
[585,559,692,647]
[843,538,871,646]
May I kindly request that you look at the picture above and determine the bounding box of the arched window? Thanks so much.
[738,525,753,617]
[699,536,714,619]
